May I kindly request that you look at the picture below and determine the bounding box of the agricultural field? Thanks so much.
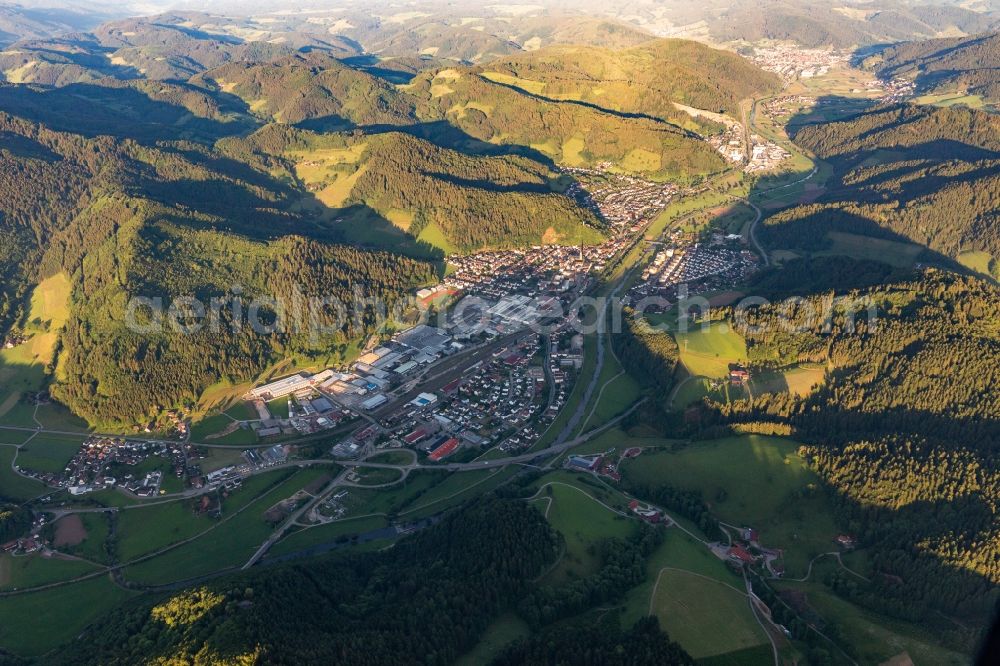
[820,231,923,268]
[0,576,136,656]
[649,568,770,660]
[911,91,985,109]
[13,433,87,474]
[116,499,216,562]
[123,469,327,585]
[0,552,97,591]
[0,446,49,501]
[621,436,841,577]
[50,513,111,564]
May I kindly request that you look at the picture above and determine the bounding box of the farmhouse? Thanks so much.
[728,363,750,386]
[728,545,755,564]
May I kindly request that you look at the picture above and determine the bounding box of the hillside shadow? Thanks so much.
[474,73,700,139]
[361,120,559,166]
[340,54,418,84]
[12,39,137,77]
[748,96,993,275]
[781,94,878,138]
[425,172,553,194]
[0,82,254,143]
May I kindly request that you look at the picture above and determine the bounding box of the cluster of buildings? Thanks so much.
[707,118,746,163]
[1,515,47,557]
[348,335,552,461]
[628,500,667,524]
[704,116,788,173]
[565,453,623,482]
[564,166,679,234]
[748,44,850,81]
[868,76,916,102]
[444,245,610,302]
[746,136,791,173]
[18,436,187,497]
[629,243,759,303]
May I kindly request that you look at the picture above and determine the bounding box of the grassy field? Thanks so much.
[537,482,636,584]
[772,579,967,665]
[267,397,290,419]
[912,91,985,109]
[957,250,997,280]
[416,220,458,255]
[268,515,389,558]
[198,446,248,473]
[0,553,97,591]
[354,467,404,486]
[0,575,136,656]
[124,469,327,584]
[0,446,49,500]
[671,376,732,409]
[14,433,86,474]
[192,378,255,422]
[366,450,414,465]
[455,612,531,666]
[0,273,72,426]
[820,231,923,268]
[33,403,89,432]
[189,413,233,441]
[615,523,771,664]
[620,528,741,628]
[621,436,840,577]
[400,467,518,520]
[650,568,769,659]
[581,371,641,431]
[748,364,825,398]
[116,499,216,562]
[672,321,747,378]
[333,471,449,517]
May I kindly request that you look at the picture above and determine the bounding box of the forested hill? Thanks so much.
[704,269,1000,637]
[192,52,418,129]
[862,32,1000,102]
[760,104,1000,278]
[703,0,999,48]
[0,14,309,86]
[0,112,436,428]
[482,39,782,120]
[606,262,1000,648]
[405,67,726,179]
